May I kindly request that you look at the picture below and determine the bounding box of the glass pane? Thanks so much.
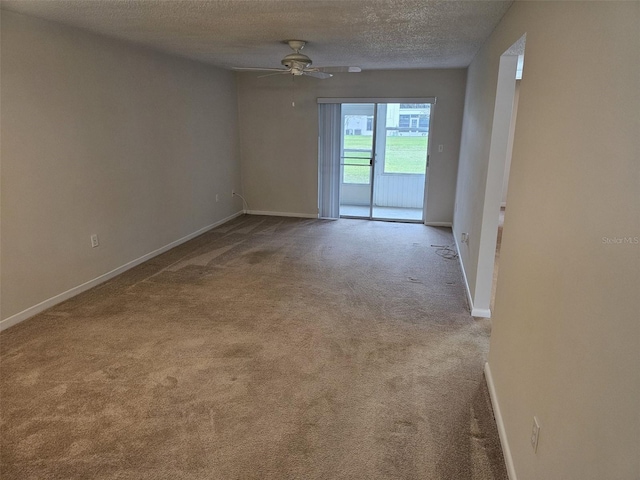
[371,103,427,222]
[342,104,374,185]
[343,165,371,185]
[383,104,430,174]
[383,136,428,174]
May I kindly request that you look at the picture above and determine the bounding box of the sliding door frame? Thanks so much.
[319,97,437,223]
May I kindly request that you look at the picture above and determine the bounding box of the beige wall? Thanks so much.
[0,11,243,322]
[236,69,466,222]
[455,2,639,479]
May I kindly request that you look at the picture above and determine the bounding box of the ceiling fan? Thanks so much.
[233,40,361,79]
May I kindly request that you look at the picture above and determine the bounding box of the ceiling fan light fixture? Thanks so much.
[233,39,359,80]
[289,63,305,75]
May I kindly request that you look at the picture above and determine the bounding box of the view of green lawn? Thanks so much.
[343,135,428,183]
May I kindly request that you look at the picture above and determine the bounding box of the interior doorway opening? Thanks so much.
[471,34,525,317]
[491,71,521,311]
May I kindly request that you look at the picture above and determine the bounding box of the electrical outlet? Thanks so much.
[531,416,540,453]
[215,194,219,202]
[461,232,469,245]
[438,144,444,152]
[90,234,99,248]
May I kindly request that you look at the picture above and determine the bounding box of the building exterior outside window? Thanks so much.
[345,105,430,137]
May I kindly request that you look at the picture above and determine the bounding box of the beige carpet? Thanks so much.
[1,215,507,480]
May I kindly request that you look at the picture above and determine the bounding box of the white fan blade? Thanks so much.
[303,71,332,79]
[317,66,362,73]
[232,67,288,72]
[257,71,291,78]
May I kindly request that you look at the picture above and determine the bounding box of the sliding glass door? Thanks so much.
[338,102,431,222]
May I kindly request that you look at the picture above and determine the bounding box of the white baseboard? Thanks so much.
[472,307,491,317]
[453,233,491,318]
[245,210,318,219]
[424,221,453,227]
[485,362,517,480]
[0,210,244,332]
[453,233,475,314]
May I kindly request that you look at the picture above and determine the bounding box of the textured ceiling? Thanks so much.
[1,0,513,70]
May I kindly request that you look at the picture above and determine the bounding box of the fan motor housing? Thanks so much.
[282,52,312,69]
